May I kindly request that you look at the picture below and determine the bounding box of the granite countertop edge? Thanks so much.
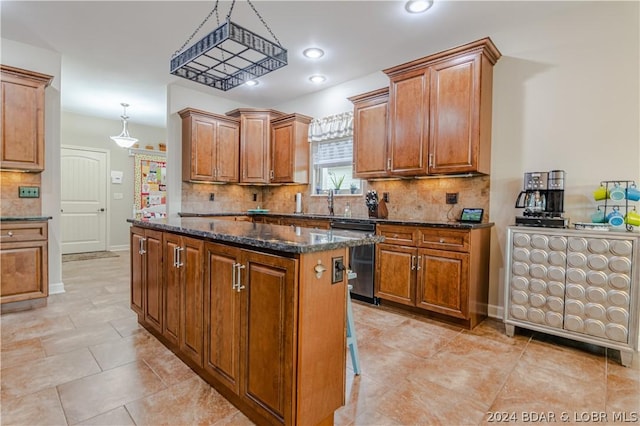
[1,216,53,222]
[178,211,494,229]
[128,218,384,254]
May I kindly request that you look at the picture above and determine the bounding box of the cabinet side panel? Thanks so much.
[297,249,346,425]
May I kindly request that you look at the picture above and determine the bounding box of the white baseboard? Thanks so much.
[49,281,65,295]
[488,303,504,320]
[109,245,129,252]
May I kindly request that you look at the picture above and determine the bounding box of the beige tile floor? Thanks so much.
[1,253,638,425]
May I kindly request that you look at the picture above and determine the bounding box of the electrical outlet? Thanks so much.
[253,193,258,202]
[18,186,40,198]
[209,193,215,201]
[332,256,345,284]
[446,192,458,204]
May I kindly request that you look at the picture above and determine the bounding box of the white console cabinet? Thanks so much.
[505,226,639,366]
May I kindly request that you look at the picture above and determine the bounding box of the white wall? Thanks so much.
[1,38,64,293]
[61,112,166,249]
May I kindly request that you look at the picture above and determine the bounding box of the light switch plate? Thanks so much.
[19,186,40,198]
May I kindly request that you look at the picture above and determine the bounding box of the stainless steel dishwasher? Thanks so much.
[330,219,377,304]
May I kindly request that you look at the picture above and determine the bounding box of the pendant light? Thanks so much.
[110,103,138,148]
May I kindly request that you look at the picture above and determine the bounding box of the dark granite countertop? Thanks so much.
[128,217,384,254]
[178,211,494,229]
[1,216,52,222]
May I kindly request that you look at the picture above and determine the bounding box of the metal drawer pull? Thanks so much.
[411,255,416,270]
[139,238,146,255]
[416,255,422,270]
[439,238,445,243]
[7,231,13,237]
[232,263,238,290]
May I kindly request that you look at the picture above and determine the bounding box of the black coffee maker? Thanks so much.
[515,170,568,227]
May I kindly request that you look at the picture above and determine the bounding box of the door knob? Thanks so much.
[99,208,105,212]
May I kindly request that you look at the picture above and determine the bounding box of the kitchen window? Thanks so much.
[311,138,361,195]
[309,111,362,195]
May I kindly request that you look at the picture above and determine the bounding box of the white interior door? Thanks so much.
[61,147,108,254]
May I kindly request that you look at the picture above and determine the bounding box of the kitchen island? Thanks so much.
[128,217,382,426]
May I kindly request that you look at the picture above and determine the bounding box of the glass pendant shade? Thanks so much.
[110,103,138,148]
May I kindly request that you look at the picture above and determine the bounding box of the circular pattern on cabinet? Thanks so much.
[568,238,588,253]
[585,271,608,287]
[529,264,548,279]
[511,290,529,305]
[605,324,628,342]
[565,299,585,315]
[511,305,528,320]
[607,290,629,307]
[567,252,587,268]
[547,296,564,312]
[585,287,607,303]
[548,251,566,266]
[530,249,548,264]
[513,247,529,262]
[587,254,609,271]
[546,311,564,328]
[566,268,586,284]
[531,235,549,249]
[584,319,606,338]
[610,240,633,256]
[529,279,547,293]
[511,276,528,291]
[513,233,531,247]
[609,273,630,290]
[609,256,631,274]
[607,307,629,324]
[527,308,546,324]
[529,293,547,308]
[587,238,609,254]
[584,303,606,320]
[564,315,584,332]
[548,281,565,297]
[548,266,565,282]
[512,262,529,276]
[548,237,567,252]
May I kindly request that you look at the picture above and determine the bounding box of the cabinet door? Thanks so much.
[0,70,49,171]
[180,236,204,367]
[352,91,389,178]
[240,250,296,425]
[144,230,164,334]
[204,242,241,393]
[375,243,416,306]
[185,114,216,181]
[130,228,145,315]
[388,68,430,176]
[0,240,47,303]
[240,113,270,183]
[163,233,181,347]
[271,121,294,183]
[417,248,469,319]
[216,120,240,183]
[428,54,480,174]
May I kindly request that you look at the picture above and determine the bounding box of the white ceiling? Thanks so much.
[1,1,584,128]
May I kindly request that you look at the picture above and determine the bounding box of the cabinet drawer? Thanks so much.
[0,222,48,243]
[377,224,418,246]
[417,228,469,252]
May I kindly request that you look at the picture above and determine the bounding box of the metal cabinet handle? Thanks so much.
[173,246,179,267]
[235,264,246,292]
[7,231,13,237]
[139,237,146,255]
[232,263,238,290]
[175,247,184,268]
[387,158,391,170]
[428,153,434,167]
[439,238,445,243]
[416,255,422,271]
[411,255,416,270]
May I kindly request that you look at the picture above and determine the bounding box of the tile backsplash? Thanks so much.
[0,172,42,217]
[182,175,490,222]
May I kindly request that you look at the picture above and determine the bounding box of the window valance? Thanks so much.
[308,111,353,142]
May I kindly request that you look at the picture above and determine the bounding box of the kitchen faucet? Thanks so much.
[327,189,334,216]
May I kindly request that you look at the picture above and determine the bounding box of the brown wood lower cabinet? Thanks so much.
[130,227,163,333]
[130,226,347,425]
[375,224,490,329]
[163,233,204,367]
[208,244,296,423]
[0,220,49,309]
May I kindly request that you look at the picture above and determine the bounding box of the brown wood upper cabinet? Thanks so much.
[179,108,240,183]
[382,37,501,176]
[349,88,390,179]
[1,65,53,172]
[226,108,284,184]
[270,113,312,184]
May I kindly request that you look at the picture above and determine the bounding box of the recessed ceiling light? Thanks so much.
[309,75,326,84]
[303,47,325,59]
[405,0,433,13]
[245,80,259,87]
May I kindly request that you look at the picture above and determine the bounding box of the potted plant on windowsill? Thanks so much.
[329,172,345,193]
[350,183,358,194]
